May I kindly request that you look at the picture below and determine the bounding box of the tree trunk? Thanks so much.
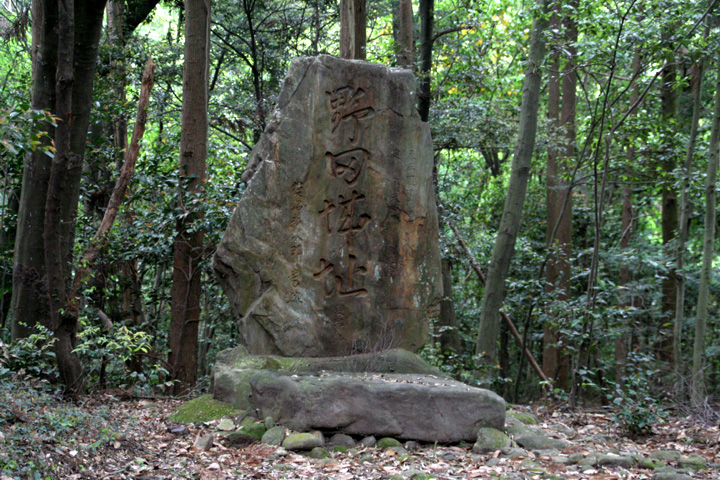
[417,0,434,122]
[12,0,106,392]
[675,50,705,384]
[438,258,461,352]
[615,184,633,384]
[168,0,210,395]
[616,48,642,386]
[545,0,578,389]
[11,0,58,341]
[107,1,128,170]
[393,0,413,69]
[543,1,576,390]
[659,34,678,364]
[692,53,720,404]
[45,0,81,393]
[340,0,366,60]
[243,0,265,141]
[543,11,561,383]
[475,0,551,367]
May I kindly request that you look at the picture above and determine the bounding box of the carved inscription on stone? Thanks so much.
[329,87,375,144]
[313,86,375,300]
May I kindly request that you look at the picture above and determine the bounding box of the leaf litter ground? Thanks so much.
[1,390,718,480]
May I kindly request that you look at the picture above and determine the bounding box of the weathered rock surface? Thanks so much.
[249,370,505,442]
[514,433,569,450]
[261,426,286,446]
[193,433,214,451]
[212,346,446,409]
[473,428,511,453]
[282,431,325,451]
[213,55,442,356]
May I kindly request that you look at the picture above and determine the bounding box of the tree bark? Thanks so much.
[393,0,413,69]
[616,49,642,387]
[543,0,576,390]
[11,0,58,341]
[417,0,434,122]
[12,0,109,393]
[476,0,551,367]
[438,258,461,352]
[442,210,548,385]
[168,0,210,395]
[675,50,705,383]
[340,0,366,60]
[692,53,720,404]
[659,33,678,364]
[45,0,80,393]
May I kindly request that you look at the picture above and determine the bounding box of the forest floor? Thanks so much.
[1,382,719,480]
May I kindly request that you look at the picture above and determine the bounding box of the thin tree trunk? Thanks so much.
[393,0,413,69]
[443,211,549,385]
[438,258,461,352]
[475,0,551,368]
[417,0,434,122]
[67,58,155,311]
[243,0,265,140]
[108,1,147,373]
[693,53,720,404]
[168,0,210,395]
[675,48,705,385]
[616,184,632,385]
[107,1,128,170]
[659,32,678,364]
[340,0,366,60]
[543,0,576,390]
[544,9,562,383]
[616,49,642,387]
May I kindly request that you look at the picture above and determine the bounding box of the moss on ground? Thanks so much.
[169,394,241,423]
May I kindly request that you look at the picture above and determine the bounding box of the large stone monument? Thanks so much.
[214,55,442,356]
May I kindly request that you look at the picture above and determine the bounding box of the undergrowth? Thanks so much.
[0,373,123,479]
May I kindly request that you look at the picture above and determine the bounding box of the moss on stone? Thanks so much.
[678,454,708,470]
[261,426,286,446]
[237,422,267,441]
[638,457,665,470]
[507,410,540,425]
[169,394,241,423]
[309,447,329,459]
[282,432,324,450]
[473,427,511,453]
[240,416,256,428]
[650,450,682,462]
[377,437,402,448]
[411,474,435,480]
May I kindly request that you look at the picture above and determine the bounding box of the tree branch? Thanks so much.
[66,57,155,315]
[439,204,550,386]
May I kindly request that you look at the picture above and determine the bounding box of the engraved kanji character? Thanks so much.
[326,149,369,185]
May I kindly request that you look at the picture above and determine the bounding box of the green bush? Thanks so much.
[607,353,668,437]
